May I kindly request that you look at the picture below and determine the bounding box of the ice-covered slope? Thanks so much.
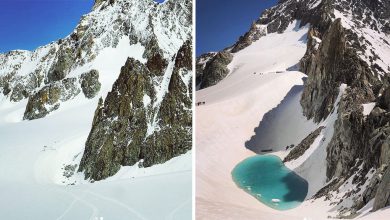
[0,0,192,219]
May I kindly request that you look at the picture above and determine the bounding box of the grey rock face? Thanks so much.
[358,165,388,209]
[196,52,216,88]
[23,78,80,120]
[231,22,267,53]
[93,0,116,9]
[379,86,390,110]
[23,85,61,120]
[10,83,28,102]
[46,45,74,83]
[78,40,192,181]
[144,35,168,76]
[0,69,44,103]
[373,165,390,211]
[80,70,101,99]
[300,19,376,123]
[78,58,152,180]
[199,51,232,89]
[284,126,325,162]
[292,0,390,214]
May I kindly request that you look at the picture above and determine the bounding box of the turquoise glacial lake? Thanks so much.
[232,155,308,210]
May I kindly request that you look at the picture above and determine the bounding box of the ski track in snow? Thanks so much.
[55,189,99,220]
[166,198,192,220]
[84,190,148,220]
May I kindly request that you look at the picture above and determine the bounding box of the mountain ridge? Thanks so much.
[0,0,192,181]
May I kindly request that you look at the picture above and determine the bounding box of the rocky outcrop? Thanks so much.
[196,52,216,87]
[357,164,388,209]
[78,58,152,180]
[290,0,390,214]
[300,19,376,122]
[231,22,267,53]
[373,165,390,211]
[23,78,80,120]
[80,70,101,99]
[199,51,232,89]
[142,30,169,75]
[142,40,192,167]
[78,40,192,181]
[0,60,45,103]
[93,0,116,9]
[284,126,325,162]
[46,46,74,83]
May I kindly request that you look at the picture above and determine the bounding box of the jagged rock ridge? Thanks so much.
[78,40,192,180]
[0,0,191,119]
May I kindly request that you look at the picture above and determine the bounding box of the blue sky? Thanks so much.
[0,0,169,53]
[0,0,93,53]
[196,0,278,55]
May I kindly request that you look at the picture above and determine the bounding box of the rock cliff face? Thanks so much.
[24,78,81,120]
[295,0,390,214]
[373,165,390,211]
[80,70,101,99]
[79,40,192,180]
[198,51,232,89]
[195,52,216,87]
[230,22,267,53]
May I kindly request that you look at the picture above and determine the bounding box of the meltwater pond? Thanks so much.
[232,155,308,210]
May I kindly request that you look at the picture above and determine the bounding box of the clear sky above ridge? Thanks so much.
[196,0,278,56]
[0,0,95,53]
[0,0,173,53]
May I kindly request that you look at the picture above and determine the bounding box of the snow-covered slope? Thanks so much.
[0,93,191,219]
[196,0,390,219]
[0,0,192,219]
[196,21,323,219]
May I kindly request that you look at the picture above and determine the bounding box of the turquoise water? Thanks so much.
[232,155,308,210]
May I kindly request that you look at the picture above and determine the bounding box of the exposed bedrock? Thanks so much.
[78,40,192,181]
[46,45,75,83]
[300,18,376,123]
[199,51,232,89]
[23,78,81,120]
[373,165,390,211]
[80,69,101,99]
[195,52,216,88]
[284,126,325,163]
[231,21,267,53]
[299,12,390,213]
